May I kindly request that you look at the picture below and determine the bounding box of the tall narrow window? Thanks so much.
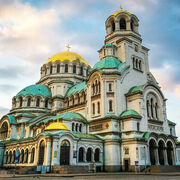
[155,103,158,119]
[31,148,35,163]
[139,61,141,70]
[147,100,149,117]
[137,122,140,131]
[109,100,113,112]
[104,49,106,56]
[79,124,82,132]
[92,84,95,95]
[109,83,112,91]
[19,97,23,107]
[57,64,60,73]
[98,81,101,93]
[97,102,100,114]
[73,65,76,73]
[93,103,95,115]
[27,97,31,107]
[151,98,154,118]
[50,65,53,74]
[78,94,80,104]
[95,80,98,94]
[111,21,115,32]
[72,123,74,131]
[120,18,126,30]
[86,148,92,162]
[131,20,134,31]
[75,123,78,131]
[36,98,40,107]
[133,57,135,68]
[65,64,68,73]
[136,59,138,68]
[80,66,83,76]
[79,147,84,162]
[45,99,48,108]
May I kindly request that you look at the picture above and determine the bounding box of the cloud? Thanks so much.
[0,106,10,119]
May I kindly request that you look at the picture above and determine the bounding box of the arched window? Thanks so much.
[78,147,84,162]
[98,81,101,93]
[72,96,74,105]
[12,150,16,163]
[94,148,100,162]
[97,102,100,114]
[93,103,95,115]
[50,65,53,74]
[80,66,83,76]
[57,64,60,73]
[95,80,98,94]
[24,149,28,163]
[109,100,113,112]
[65,64,68,73]
[45,68,47,75]
[139,61,141,70]
[136,59,138,69]
[151,98,154,118]
[92,84,95,95]
[38,140,45,165]
[155,103,158,119]
[78,94,80,104]
[27,97,31,107]
[75,124,78,131]
[20,149,24,163]
[104,49,106,56]
[36,97,40,107]
[72,123,75,131]
[133,57,135,68]
[73,65,76,74]
[9,151,12,164]
[109,83,112,91]
[120,18,126,30]
[111,20,115,32]
[79,124,82,132]
[19,97,23,107]
[86,148,92,162]
[0,122,8,140]
[31,148,35,163]
[45,99,48,108]
[130,20,134,31]
[147,100,150,117]
[137,122,140,131]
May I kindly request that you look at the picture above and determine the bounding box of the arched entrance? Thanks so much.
[158,140,165,165]
[149,139,156,165]
[60,140,70,165]
[38,140,45,165]
[0,122,8,140]
[167,141,173,165]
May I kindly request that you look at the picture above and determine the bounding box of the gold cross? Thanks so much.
[120,6,123,10]
[66,44,71,51]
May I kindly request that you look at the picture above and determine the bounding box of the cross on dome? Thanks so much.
[66,44,71,51]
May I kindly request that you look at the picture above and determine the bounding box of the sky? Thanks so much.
[0,0,180,136]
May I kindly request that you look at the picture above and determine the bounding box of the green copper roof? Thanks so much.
[15,113,36,118]
[104,114,119,119]
[72,132,102,140]
[7,115,16,124]
[127,85,143,95]
[105,43,116,47]
[120,110,141,119]
[16,84,52,98]
[92,57,122,71]
[66,81,86,97]
[168,120,176,126]
[143,132,151,140]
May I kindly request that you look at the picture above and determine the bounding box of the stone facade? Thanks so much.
[0,9,180,172]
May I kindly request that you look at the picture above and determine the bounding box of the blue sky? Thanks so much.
[0,0,180,136]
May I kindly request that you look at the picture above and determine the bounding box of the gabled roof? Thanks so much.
[66,81,86,97]
[168,120,176,126]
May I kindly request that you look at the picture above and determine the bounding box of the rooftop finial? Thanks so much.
[120,6,123,10]
[66,44,71,51]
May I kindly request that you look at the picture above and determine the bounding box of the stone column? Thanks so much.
[45,138,52,166]
[115,21,120,30]
[155,147,159,165]
[92,151,95,162]
[84,150,87,162]
[126,20,131,31]
[164,147,168,165]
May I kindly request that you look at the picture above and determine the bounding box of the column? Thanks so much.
[45,139,51,166]
[84,150,87,162]
[92,151,95,162]
[126,20,131,31]
[115,21,120,30]
[164,147,168,165]
[155,147,159,165]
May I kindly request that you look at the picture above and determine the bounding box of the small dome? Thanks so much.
[92,57,122,71]
[45,122,69,131]
[16,84,52,98]
[46,50,88,66]
[112,10,131,16]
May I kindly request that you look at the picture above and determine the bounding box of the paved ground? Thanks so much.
[1,174,180,180]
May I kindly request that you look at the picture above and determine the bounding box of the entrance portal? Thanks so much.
[158,140,165,165]
[124,159,129,172]
[60,140,70,165]
[167,141,173,165]
[149,139,156,165]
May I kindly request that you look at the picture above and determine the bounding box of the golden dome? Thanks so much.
[46,49,88,66]
[112,10,131,16]
[45,122,69,131]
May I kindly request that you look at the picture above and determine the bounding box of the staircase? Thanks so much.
[145,165,180,173]
[52,165,89,174]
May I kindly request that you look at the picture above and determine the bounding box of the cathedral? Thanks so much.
[0,8,180,173]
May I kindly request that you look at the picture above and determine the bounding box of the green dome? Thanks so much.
[16,84,52,98]
[92,57,122,71]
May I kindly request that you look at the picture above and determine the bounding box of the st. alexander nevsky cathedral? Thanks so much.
[0,8,180,173]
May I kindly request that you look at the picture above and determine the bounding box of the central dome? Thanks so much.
[46,50,88,66]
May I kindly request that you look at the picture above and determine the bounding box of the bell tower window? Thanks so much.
[65,64,68,73]
[120,18,126,30]
[131,20,134,31]
[73,65,76,74]
[111,20,115,32]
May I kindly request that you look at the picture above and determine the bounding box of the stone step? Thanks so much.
[144,165,180,173]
